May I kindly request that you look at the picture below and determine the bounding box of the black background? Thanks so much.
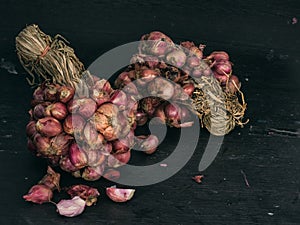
[0,0,299,224]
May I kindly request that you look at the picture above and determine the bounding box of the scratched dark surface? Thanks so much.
[0,0,300,224]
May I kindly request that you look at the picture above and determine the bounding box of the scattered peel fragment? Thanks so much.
[39,166,61,191]
[192,175,204,184]
[106,186,135,203]
[67,184,100,206]
[56,196,86,217]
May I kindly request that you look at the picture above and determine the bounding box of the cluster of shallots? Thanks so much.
[26,74,138,181]
[114,31,243,132]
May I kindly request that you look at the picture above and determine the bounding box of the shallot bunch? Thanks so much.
[26,74,137,181]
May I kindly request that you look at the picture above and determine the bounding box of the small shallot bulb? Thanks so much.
[26,121,37,138]
[33,86,44,101]
[69,143,88,169]
[135,111,148,126]
[44,84,59,101]
[147,77,174,100]
[213,60,232,75]
[59,156,78,173]
[45,102,68,120]
[23,184,53,204]
[112,139,130,154]
[182,83,195,96]
[106,186,135,203]
[166,49,187,68]
[139,134,159,154]
[187,56,200,68]
[206,51,230,62]
[67,98,97,119]
[107,151,131,168]
[83,122,105,150]
[56,196,86,217]
[81,165,104,181]
[57,86,75,103]
[33,102,50,119]
[50,133,73,156]
[227,75,241,94]
[63,114,85,136]
[36,117,62,137]
[33,133,50,156]
[110,90,128,109]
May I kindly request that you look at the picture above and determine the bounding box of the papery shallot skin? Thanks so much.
[67,184,100,206]
[56,196,86,217]
[38,166,61,191]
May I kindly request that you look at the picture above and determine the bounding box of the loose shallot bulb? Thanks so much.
[23,184,53,204]
[57,86,75,103]
[33,86,44,101]
[112,138,130,154]
[106,186,135,203]
[187,56,200,68]
[213,72,229,85]
[139,134,159,154]
[36,117,62,137]
[86,150,106,167]
[147,77,174,100]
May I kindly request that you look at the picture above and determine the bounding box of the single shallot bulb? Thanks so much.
[110,90,127,109]
[44,84,60,101]
[213,60,232,75]
[50,133,73,156]
[182,83,195,96]
[45,102,68,120]
[36,117,62,137]
[187,56,200,68]
[139,134,159,154]
[147,77,174,100]
[67,98,97,119]
[90,79,112,106]
[83,122,105,150]
[226,75,241,94]
[86,150,106,167]
[81,165,104,181]
[166,49,187,68]
[206,51,230,62]
[69,143,88,169]
[33,102,50,119]
[59,156,78,173]
[63,114,85,136]
[23,184,53,204]
[57,86,75,103]
[32,86,44,101]
[106,186,135,203]
[135,111,148,126]
[107,151,131,168]
[26,121,37,138]
[33,133,51,156]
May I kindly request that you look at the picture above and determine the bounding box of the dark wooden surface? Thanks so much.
[0,0,300,224]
